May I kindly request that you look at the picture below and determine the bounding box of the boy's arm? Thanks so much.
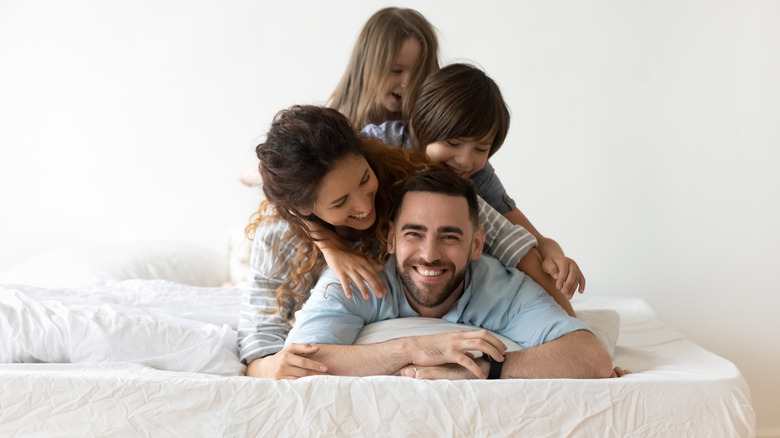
[516,248,576,317]
[503,207,586,297]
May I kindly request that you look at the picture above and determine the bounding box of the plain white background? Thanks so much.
[1,0,778,434]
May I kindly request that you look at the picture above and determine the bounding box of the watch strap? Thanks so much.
[487,354,504,379]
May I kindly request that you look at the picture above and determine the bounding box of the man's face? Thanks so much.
[387,191,484,309]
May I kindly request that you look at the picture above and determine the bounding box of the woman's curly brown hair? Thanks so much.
[246,105,427,324]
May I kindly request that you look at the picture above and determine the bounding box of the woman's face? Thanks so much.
[308,154,379,231]
[380,38,422,114]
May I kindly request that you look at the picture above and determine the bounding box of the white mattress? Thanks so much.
[0,280,756,437]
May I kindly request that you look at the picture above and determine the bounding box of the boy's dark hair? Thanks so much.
[393,169,479,227]
[409,63,510,157]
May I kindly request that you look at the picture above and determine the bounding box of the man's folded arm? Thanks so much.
[488,330,613,379]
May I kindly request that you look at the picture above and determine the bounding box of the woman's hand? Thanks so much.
[541,255,586,299]
[245,343,328,380]
[320,242,386,300]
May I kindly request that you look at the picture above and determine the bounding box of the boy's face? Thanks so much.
[424,133,494,179]
[381,38,422,114]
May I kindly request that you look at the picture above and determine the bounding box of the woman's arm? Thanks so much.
[238,219,326,379]
[305,220,387,300]
[245,344,328,379]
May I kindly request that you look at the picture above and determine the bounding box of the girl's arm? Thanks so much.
[306,221,387,300]
[503,207,586,298]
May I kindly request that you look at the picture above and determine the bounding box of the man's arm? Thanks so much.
[303,330,509,378]
[402,330,613,380]
[495,330,612,378]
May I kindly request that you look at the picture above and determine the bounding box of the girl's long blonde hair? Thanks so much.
[247,105,428,324]
[328,7,439,129]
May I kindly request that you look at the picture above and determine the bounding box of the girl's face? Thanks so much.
[380,38,422,115]
[308,154,379,231]
[425,134,494,179]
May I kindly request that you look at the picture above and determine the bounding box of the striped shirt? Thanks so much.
[236,200,536,364]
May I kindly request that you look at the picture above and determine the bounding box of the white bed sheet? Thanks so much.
[0,281,756,437]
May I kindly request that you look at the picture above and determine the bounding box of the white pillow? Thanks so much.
[0,286,244,376]
[0,242,228,288]
[356,318,522,351]
[355,309,620,357]
[577,309,620,357]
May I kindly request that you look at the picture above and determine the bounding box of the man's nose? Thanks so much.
[419,236,442,262]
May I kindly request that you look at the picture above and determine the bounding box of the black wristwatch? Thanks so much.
[486,354,504,379]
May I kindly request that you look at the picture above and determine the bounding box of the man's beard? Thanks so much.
[397,256,469,309]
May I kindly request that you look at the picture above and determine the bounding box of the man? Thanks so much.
[286,169,612,380]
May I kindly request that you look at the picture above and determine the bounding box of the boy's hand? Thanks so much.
[542,255,586,299]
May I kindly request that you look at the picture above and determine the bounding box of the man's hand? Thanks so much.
[246,343,328,380]
[406,330,506,379]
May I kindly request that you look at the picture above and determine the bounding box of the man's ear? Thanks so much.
[386,221,396,254]
[471,225,485,260]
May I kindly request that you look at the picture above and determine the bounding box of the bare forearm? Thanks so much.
[306,341,410,376]
[517,249,575,317]
[498,331,612,379]
[536,236,565,260]
[305,331,507,378]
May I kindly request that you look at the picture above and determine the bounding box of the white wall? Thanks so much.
[1,0,778,434]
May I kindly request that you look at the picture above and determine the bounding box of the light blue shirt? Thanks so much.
[286,254,590,349]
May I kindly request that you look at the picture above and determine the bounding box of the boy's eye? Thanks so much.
[360,173,370,185]
[446,140,460,147]
[476,147,489,153]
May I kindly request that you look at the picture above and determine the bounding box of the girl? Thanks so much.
[362,63,587,298]
[238,105,540,379]
[239,7,438,189]
[328,7,439,129]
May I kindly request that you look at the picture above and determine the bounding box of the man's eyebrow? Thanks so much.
[438,226,464,235]
[400,223,427,232]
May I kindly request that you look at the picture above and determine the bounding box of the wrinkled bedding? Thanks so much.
[0,281,755,437]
